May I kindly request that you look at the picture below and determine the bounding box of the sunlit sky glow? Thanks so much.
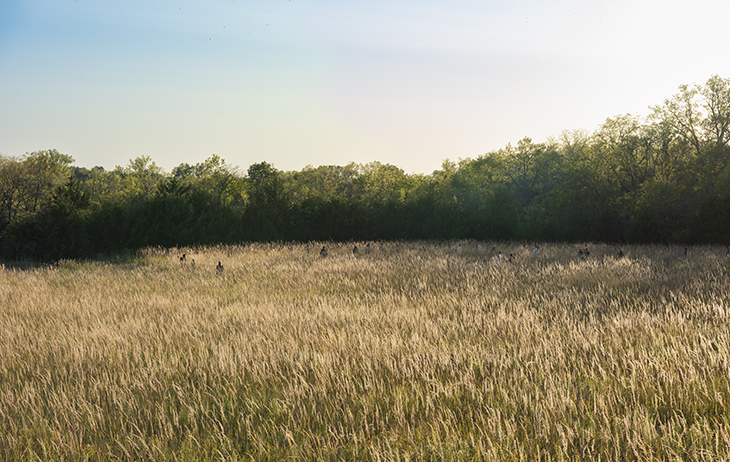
[1,0,729,174]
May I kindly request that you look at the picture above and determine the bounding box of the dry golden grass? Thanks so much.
[1,241,729,460]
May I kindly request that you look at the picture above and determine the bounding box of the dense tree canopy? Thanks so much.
[2,75,729,260]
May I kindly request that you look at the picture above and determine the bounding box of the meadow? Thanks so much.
[1,241,729,461]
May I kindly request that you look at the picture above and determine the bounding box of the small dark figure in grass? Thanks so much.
[684,247,688,258]
[320,246,328,258]
[352,245,358,256]
[508,253,515,263]
[180,253,186,265]
[578,248,584,256]
[617,249,624,258]
[216,261,224,274]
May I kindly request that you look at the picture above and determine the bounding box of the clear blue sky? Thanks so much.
[1,0,729,174]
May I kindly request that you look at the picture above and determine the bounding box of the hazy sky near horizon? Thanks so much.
[1,0,729,174]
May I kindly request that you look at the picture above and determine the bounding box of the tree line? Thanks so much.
[1,75,729,261]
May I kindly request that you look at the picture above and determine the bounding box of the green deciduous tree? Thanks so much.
[0,149,74,231]
[243,162,289,240]
[113,155,166,199]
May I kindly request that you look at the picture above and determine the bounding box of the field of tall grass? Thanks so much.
[1,241,729,461]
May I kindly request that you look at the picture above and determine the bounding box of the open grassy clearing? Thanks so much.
[1,242,729,461]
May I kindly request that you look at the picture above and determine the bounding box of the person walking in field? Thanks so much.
[352,245,358,256]
[617,249,624,258]
[320,246,328,258]
[457,243,462,254]
[508,253,515,263]
[216,261,223,273]
[533,243,540,255]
